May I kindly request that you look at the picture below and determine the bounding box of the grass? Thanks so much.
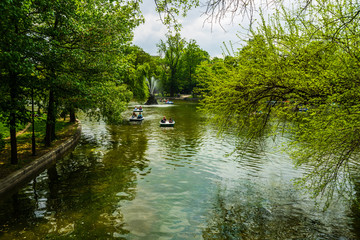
[0,116,78,180]
[0,121,28,139]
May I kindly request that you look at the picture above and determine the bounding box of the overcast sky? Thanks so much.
[132,2,255,57]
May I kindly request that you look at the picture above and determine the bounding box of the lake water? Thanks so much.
[0,101,359,239]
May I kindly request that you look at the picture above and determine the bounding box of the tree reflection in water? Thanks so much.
[0,119,151,239]
[203,185,355,240]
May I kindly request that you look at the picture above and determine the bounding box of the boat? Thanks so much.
[130,116,144,122]
[159,120,175,127]
[129,108,144,122]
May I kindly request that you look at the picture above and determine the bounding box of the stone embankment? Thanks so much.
[0,121,82,197]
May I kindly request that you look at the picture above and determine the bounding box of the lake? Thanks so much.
[0,101,359,239]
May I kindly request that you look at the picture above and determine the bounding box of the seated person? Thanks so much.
[137,113,143,119]
[169,118,173,123]
[134,106,138,111]
[139,106,143,110]
[161,116,166,123]
[132,112,137,118]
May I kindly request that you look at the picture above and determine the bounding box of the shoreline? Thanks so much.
[0,121,82,197]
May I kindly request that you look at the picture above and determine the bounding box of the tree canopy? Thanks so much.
[157,34,210,96]
[196,0,360,207]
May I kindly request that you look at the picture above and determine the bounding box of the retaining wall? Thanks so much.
[0,121,82,197]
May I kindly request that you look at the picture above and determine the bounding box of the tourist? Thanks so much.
[161,116,166,123]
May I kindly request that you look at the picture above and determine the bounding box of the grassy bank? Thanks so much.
[0,117,78,179]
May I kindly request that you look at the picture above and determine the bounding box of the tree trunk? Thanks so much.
[9,112,18,164]
[69,107,76,122]
[9,72,18,164]
[170,74,176,97]
[31,89,36,156]
[45,89,56,147]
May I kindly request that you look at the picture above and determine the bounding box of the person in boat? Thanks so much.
[137,112,143,119]
[132,112,137,118]
[161,116,166,123]
[134,106,138,111]
[169,118,173,123]
[139,106,143,110]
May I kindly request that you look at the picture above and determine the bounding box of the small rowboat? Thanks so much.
[160,120,175,127]
[130,116,144,122]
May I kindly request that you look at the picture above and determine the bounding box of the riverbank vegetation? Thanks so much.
[195,0,360,207]
[0,116,77,179]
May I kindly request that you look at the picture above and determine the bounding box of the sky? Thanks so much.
[132,1,255,57]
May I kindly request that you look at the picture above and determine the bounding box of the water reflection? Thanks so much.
[204,181,355,239]
[351,176,360,240]
[0,117,151,239]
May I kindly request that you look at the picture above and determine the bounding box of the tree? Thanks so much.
[157,33,185,97]
[0,0,39,163]
[178,40,210,93]
[29,0,142,146]
[196,0,360,207]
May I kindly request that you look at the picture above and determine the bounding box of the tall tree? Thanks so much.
[178,40,209,93]
[29,0,142,145]
[157,33,185,97]
[0,0,38,163]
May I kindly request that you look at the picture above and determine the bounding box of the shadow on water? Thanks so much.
[0,118,150,239]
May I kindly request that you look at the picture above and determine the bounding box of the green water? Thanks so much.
[0,101,359,239]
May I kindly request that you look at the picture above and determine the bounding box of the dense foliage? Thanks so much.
[0,0,145,162]
[196,0,360,206]
[158,34,210,96]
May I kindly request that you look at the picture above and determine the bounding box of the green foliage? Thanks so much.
[88,82,133,123]
[119,46,164,101]
[177,40,210,93]
[158,35,209,96]
[196,0,360,207]
[158,32,185,96]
